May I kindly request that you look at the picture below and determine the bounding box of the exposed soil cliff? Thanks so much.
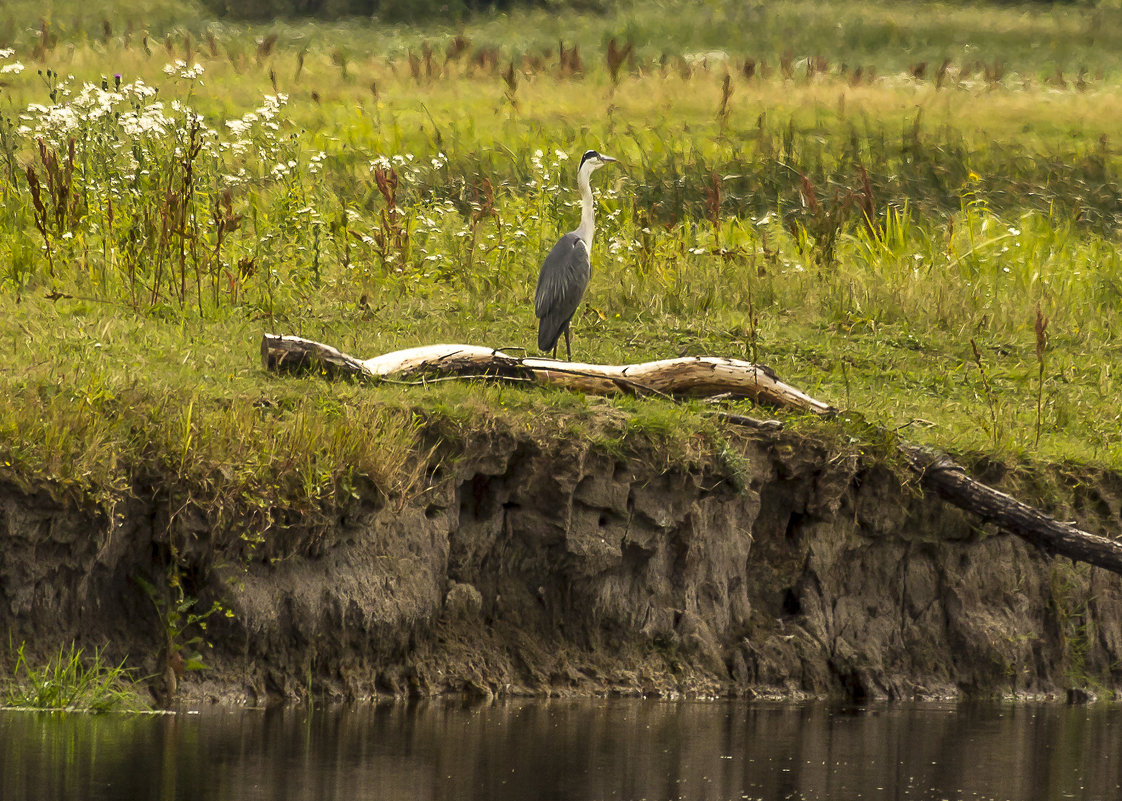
[3,424,1122,705]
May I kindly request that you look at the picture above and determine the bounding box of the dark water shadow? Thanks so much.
[3,699,1121,800]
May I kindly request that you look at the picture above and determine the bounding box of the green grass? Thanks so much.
[0,0,1119,524]
[3,642,147,712]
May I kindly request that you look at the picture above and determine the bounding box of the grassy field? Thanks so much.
[0,0,1120,518]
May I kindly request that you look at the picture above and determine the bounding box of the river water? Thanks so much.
[2,699,1120,801]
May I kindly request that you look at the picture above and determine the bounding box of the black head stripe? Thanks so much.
[579,150,600,168]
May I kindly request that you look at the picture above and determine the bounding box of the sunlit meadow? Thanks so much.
[0,0,1120,511]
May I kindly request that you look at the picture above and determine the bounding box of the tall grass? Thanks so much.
[3,642,146,712]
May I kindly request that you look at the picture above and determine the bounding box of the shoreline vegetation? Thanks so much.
[1,0,1121,707]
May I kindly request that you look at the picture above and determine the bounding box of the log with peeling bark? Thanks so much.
[260,333,1122,576]
[260,334,835,415]
[901,446,1122,575]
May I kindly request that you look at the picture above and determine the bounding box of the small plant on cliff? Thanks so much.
[135,572,227,702]
[3,641,146,712]
[1048,564,1098,691]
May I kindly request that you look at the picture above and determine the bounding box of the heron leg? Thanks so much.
[563,325,572,361]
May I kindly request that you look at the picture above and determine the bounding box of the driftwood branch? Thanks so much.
[261,334,835,415]
[260,334,368,376]
[260,334,1121,576]
[902,446,1122,574]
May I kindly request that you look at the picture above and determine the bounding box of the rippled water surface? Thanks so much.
[3,699,1121,800]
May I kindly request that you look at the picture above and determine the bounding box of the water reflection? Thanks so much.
[3,699,1121,801]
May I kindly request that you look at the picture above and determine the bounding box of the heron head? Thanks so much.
[579,149,618,173]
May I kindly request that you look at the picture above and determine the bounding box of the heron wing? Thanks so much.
[534,232,591,350]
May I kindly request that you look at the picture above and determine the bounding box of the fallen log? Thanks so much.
[901,446,1122,574]
[260,334,835,415]
[260,333,1122,576]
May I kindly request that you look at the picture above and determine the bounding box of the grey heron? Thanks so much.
[534,149,617,360]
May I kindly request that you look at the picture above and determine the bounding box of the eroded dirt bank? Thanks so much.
[3,426,1122,705]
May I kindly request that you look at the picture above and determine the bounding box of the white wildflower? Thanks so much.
[163,60,204,80]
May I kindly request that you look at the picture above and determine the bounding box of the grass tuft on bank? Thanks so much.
[3,642,148,712]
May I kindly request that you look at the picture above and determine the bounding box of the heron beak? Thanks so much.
[600,155,618,164]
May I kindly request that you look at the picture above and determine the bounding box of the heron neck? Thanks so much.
[576,168,595,245]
